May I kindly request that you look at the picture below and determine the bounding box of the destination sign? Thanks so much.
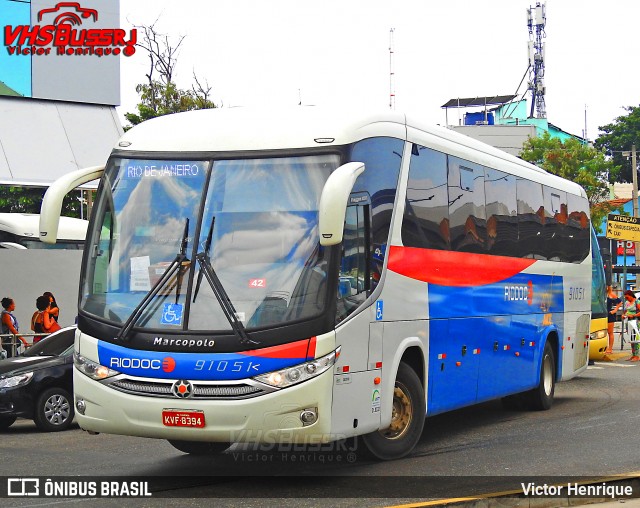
[606,214,640,242]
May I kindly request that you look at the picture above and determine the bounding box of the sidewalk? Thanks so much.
[599,320,637,362]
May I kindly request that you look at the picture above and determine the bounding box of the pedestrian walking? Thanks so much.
[605,285,622,355]
[622,290,640,361]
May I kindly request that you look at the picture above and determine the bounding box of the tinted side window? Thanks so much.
[448,156,486,253]
[336,200,370,323]
[484,168,518,257]
[567,193,590,262]
[543,187,568,261]
[402,145,449,250]
[591,226,607,315]
[517,178,546,259]
[350,137,403,282]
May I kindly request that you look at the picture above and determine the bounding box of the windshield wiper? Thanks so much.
[193,219,258,347]
[116,219,190,342]
[193,217,215,302]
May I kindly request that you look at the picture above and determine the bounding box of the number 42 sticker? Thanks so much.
[249,278,266,288]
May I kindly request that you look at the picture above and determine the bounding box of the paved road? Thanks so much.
[0,352,638,507]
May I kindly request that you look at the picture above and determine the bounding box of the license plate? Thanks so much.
[162,409,205,428]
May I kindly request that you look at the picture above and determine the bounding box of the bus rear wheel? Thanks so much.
[362,362,425,460]
[168,440,230,455]
[526,341,556,410]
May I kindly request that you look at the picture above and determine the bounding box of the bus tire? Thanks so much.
[362,362,425,460]
[34,387,75,432]
[168,440,229,455]
[526,341,555,411]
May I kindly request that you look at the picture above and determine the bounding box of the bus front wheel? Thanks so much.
[168,440,230,455]
[362,362,425,460]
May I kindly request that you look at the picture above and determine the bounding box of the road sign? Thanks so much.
[606,215,640,242]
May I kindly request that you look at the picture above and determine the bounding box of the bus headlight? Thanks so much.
[74,352,119,380]
[253,347,341,389]
[590,330,607,340]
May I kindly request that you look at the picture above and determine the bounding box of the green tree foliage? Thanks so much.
[594,105,640,183]
[0,186,85,217]
[124,80,215,127]
[124,23,216,129]
[520,132,620,230]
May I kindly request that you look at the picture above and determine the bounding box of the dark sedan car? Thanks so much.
[0,326,75,432]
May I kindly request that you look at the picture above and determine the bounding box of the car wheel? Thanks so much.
[168,440,230,455]
[34,387,75,432]
[362,362,426,460]
[0,415,16,430]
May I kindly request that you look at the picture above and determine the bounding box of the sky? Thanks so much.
[117,0,639,142]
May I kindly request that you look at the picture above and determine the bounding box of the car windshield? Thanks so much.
[80,154,338,332]
[23,328,75,357]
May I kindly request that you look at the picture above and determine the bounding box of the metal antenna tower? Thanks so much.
[527,2,546,118]
[389,28,395,110]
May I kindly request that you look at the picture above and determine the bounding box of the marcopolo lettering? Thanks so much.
[153,337,215,348]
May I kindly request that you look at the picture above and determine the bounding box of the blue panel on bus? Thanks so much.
[97,340,310,380]
[428,273,564,319]
[427,318,480,415]
[426,273,565,415]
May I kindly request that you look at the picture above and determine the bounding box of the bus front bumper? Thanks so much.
[73,367,335,444]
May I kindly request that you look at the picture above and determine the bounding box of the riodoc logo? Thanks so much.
[109,356,176,373]
[3,2,137,57]
[504,281,534,305]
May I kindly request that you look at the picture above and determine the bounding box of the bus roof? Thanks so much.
[116,107,586,198]
[0,213,87,241]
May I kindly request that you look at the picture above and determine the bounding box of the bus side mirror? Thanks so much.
[318,162,365,246]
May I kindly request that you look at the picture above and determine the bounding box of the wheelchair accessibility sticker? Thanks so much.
[161,303,184,326]
[375,300,383,321]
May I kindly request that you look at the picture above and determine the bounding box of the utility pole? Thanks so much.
[389,28,395,110]
[633,144,638,266]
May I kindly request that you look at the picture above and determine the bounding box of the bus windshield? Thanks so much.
[80,154,339,332]
[591,227,606,318]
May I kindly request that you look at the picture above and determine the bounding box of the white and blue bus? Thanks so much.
[0,213,86,249]
[40,108,591,459]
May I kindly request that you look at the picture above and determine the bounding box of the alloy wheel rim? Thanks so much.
[44,394,71,425]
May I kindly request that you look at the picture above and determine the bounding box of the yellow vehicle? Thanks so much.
[589,227,608,360]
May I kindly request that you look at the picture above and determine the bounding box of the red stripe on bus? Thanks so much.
[240,338,310,359]
[387,246,535,287]
[306,336,317,359]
